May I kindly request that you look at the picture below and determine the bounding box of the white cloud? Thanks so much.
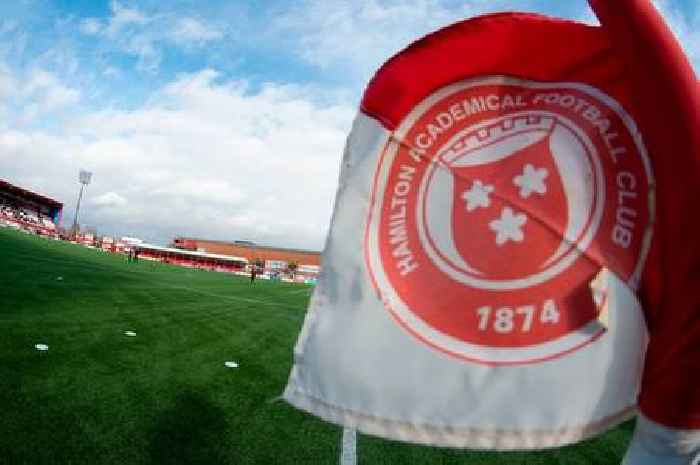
[20,69,80,121]
[0,64,16,99]
[0,62,82,124]
[79,2,150,38]
[79,17,103,35]
[0,20,17,35]
[277,0,459,79]
[0,69,354,248]
[171,17,224,44]
[105,1,151,36]
[78,3,225,73]
[102,66,121,78]
[0,130,31,151]
[92,191,128,208]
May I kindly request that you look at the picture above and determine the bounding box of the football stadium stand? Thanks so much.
[0,179,62,237]
[172,237,321,281]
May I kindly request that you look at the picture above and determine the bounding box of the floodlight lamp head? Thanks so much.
[79,170,93,185]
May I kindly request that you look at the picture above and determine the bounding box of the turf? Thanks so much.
[0,227,634,464]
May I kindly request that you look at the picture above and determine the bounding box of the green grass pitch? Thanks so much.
[0,227,634,464]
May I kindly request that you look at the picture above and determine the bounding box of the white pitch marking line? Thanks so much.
[35,343,49,351]
[124,331,137,337]
[224,361,239,368]
[340,428,357,465]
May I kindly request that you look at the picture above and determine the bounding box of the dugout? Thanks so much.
[136,243,248,273]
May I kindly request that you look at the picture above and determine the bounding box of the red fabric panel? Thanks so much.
[361,13,620,130]
[590,0,700,429]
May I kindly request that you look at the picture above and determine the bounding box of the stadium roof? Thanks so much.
[136,243,248,263]
[175,237,320,255]
[0,179,63,209]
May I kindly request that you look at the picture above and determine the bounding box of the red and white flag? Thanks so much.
[285,0,699,451]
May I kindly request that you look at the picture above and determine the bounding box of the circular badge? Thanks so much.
[365,76,653,365]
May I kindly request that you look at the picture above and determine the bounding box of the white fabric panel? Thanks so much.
[284,112,649,450]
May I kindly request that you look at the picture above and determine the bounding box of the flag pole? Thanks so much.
[340,427,357,465]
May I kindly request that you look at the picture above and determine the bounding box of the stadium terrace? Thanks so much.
[0,179,63,237]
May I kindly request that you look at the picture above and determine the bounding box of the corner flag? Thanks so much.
[285,1,698,452]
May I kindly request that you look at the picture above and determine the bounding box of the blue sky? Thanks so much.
[0,0,697,248]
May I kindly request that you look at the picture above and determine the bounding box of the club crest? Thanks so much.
[365,76,653,365]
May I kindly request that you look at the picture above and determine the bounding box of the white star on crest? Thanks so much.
[461,180,494,212]
[489,207,527,246]
[513,164,548,198]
